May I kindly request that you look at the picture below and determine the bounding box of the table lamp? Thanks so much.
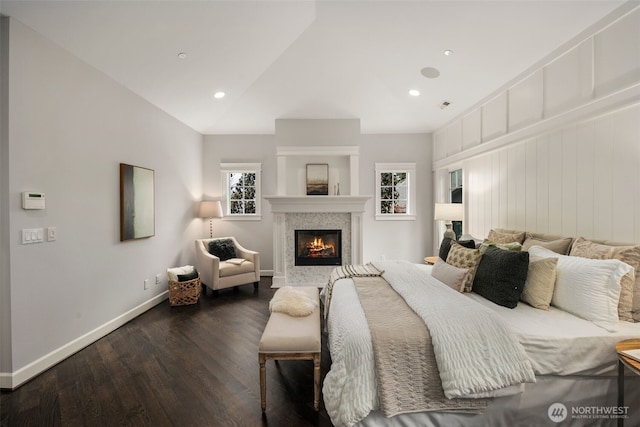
[434,203,463,241]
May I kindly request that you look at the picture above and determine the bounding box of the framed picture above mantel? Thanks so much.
[306,163,329,196]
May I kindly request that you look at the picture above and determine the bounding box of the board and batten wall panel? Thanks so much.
[462,104,640,244]
[462,109,482,151]
[481,92,508,141]
[544,39,594,117]
[433,4,640,251]
[446,120,463,158]
[594,8,640,97]
[433,129,446,162]
[508,71,544,131]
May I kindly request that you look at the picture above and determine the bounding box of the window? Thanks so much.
[450,169,463,238]
[220,163,261,220]
[375,162,416,220]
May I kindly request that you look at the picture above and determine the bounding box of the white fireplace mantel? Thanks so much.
[265,195,371,286]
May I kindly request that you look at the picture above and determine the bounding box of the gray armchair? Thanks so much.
[195,237,260,293]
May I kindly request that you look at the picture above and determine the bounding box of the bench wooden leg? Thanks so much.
[259,353,266,412]
[313,353,320,411]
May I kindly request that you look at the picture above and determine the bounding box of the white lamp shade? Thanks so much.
[199,200,223,218]
[434,203,463,221]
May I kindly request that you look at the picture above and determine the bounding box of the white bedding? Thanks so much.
[419,263,640,376]
[322,263,640,427]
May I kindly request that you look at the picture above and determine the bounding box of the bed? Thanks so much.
[321,260,640,427]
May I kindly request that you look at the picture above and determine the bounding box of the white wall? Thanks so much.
[432,4,640,246]
[1,18,203,388]
[1,17,12,384]
[202,130,433,270]
[202,134,276,271]
[360,134,433,263]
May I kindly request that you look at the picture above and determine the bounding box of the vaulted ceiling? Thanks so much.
[1,0,626,134]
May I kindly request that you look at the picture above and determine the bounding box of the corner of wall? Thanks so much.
[0,15,13,381]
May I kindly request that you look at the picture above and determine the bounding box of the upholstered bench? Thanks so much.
[258,287,321,412]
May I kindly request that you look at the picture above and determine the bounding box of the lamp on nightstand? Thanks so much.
[434,203,463,241]
[199,200,223,238]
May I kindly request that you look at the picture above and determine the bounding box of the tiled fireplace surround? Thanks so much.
[264,145,370,286]
[265,196,369,286]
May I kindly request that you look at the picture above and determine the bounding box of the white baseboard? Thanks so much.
[0,291,168,390]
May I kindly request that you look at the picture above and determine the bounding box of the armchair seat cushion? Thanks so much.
[219,260,256,277]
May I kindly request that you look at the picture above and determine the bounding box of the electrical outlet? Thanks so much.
[144,279,149,290]
[155,274,162,285]
[380,254,386,261]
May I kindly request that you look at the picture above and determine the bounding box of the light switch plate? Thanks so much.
[47,227,56,241]
[22,228,44,244]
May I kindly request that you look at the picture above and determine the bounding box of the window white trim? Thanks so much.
[220,162,262,220]
[375,162,416,221]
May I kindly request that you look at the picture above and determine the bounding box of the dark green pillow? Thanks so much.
[177,269,199,282]
[438,237,476,261]
[208,239,236,261]
[473,245,529,309]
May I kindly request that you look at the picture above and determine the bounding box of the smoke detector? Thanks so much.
[439,100,451,109]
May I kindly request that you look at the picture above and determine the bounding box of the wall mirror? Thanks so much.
[120,163,155,241]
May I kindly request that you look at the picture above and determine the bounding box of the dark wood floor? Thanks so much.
[1,278,335,427]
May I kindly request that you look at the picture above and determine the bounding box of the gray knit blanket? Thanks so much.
[352,276,489,417]
[322,263,384,319]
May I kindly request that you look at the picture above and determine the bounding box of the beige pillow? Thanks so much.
[487,229,526,244]
[522,235,573,255]
[521,256,558,310]
[570,237,640,323]
[446,242,482,292]
[431,258,469,292]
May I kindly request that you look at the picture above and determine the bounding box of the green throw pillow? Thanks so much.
[473,245,529,309]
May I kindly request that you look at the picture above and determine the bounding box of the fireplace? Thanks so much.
[295,229,342,266]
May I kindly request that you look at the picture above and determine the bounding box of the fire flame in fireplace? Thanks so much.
[305,237,335,258]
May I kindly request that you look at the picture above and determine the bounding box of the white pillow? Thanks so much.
[431,258,469,292]
[528,246,632,331]
[166,265,195,282]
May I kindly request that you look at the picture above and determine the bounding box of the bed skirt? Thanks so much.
[355,374,640,427]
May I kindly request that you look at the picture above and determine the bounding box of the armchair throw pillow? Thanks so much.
[208,239,237,261]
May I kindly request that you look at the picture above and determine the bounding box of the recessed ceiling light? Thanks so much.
[213,91,226,99]
[420,67,440,79]
[409,89,420,97]
[177,52,187,59]
[444,49,453,56]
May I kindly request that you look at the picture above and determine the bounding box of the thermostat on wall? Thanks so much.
[22,192,46,210]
